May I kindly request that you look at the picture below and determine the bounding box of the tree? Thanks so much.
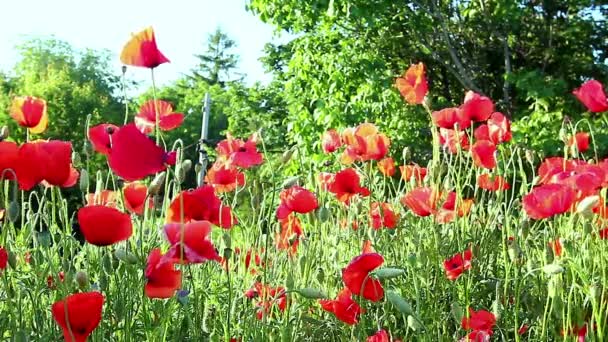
[189,28,240,87]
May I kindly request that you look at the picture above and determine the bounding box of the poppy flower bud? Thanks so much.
[121,65,127,74]
[0,126,9,141]
[114,248,127,262]
[558,128,568,144]
[576,195,599,218]
[222,233,232,250]
[72,152,81,167]
[524,149,535,165]
[282,176,300,189]
[76,271,89,288]
[407,315,423,331]
[543,263,564,275]
[7,251,16,269]
[79,169,89,193]
[7,201,19,223]
[285,273,295,290]
[148,172,166,195]
[176,160,192,184]
[374,267,405,280]
[387,291,414,315]
[297,288,327,299]
[547,276,562,298]
[316,206,331,222]
[402,147,411,161]
[281,148,295,164]
[125,253,139,264]
[83,140,93,157]
[194,163,203,175]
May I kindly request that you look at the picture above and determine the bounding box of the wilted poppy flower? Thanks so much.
[400,164,427,183]
[276,214,303,255]
[216,133,263,169]
[461,91,494,122]
[370,202,399,229]
[523,183,576,220]
[340,123,390,164]
[86,190,118,207]
[88,124,118,156]
[319,288,364,325]
[474,112,511,145]
[16,140,73,190]
[77,205,133,246]
[166,185,237,228]
[342,253,384,302]
[367,329,390,342]
[245,282,287,320]
[205,161,245,192]
[401,187,439,216]
[120,27,169,69]
[461,308,496,335]
[432,107,472,129]
[439,128,469,154]
[276,186,319,219]
[573,80,608,113]
[322,129,342,153]
[144,248,182,299]
[123,182,152,215]
[444,249,473,281]
[10,96,48,134]
[135,100,184,134]
[0,247,7,271]
[568,132,590,153]
[471,140,497,169]
[0,141,19,181]
[477,173,510,191]
[378,157,396,177]
[51,292,104,342]
[162,220,221,264]
[395,62,428,105]
[328,168,370,204]
[108,124,175,181]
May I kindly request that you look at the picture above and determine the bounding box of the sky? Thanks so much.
[0,0,286,90]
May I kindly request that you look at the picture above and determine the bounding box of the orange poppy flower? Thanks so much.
[135,100,184,134]
[396,62,428,105]
[120,27,169,69]
[10,96,48,134]
[378,157,396,177]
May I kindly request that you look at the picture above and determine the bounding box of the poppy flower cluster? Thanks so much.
[244,282,287,320]
[215,133,264,169]
[401,187,473,224]
[321,123,390,164]
[166,185,237,228]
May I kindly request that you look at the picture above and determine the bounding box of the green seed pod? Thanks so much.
[297,288,327,299]
[282,176,300,189]
[374,268,405,280]
[176,160,192,183]
[148,172,166,195]
[76,271,89,288]
[0,126,9,141]
[285,273,295,290]
[79,169,89,193]
[102,253,113,273]
[387,291,414,315]
[7,201,20,223]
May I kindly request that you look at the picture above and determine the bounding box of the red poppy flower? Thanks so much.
[370,202,399,229]
[216,133,263,169]
[378,157,396,177]
[342,253,384,302]
[328,168,370,204]
[474,112,511,145]
[88,124,118,155]
[401,187,439,216]
[86,190,118,207]
[123,182,152,215]
[471,140,497,169]
[431,107,472,129]
[518,324,529,335]
[166,185,237,228]
[460,330,491,342]
[367,329,390,342]
[435,195,474,224]
[205,161,245,193]
[276,186,319,219]
[107,124,174,181]
[0,141,19,181]
[523,183,576,220]
[10,96,48,134]
[16,140,72,190]
[567,132,590,153]
[443,249,473,281]
[395,62,428,105]
[340,123,390,164]
[162,220,220,264]
[134,100,184,134]
[276,214,303,255]
[317,172,334,191]
[400,164,427,183]
[144,248,182,299]
[120,27,169,69]
[573,80,608,113]
[461,91,494,122]
[439,128,470,154]
[245,282,287,320]
[51,292,104,342]
[244,248,265,274]
[461,308,496,335]
[77,205,133,246]
[322,129,342,153]
[319,288,364,325]
[477,174,510,191]
[537,157,581,184]
[599,228,608,240]
[0,247,7,270]
[549,238,563,257]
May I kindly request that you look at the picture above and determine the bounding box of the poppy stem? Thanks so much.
[150,68,160,145]
[122,67,129,125]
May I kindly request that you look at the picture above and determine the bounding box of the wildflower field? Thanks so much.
[2,25,608,342]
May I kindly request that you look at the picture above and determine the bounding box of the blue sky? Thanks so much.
[0,0,285,89]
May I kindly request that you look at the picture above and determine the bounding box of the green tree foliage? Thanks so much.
[0,38,124,145]
[189,27,240,87]
[249,0,608,158]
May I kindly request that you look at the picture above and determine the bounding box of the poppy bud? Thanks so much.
[316,206,331,222]
[122,65,127,74]
[148,172,166,195]
[407,315,423,331]
[79,169,89,193]
[387,291,414,315]
[83,140,93,157]
[492,299,502,320]
[76,271,89,288]
[451,302,463,323]
[7,201,19,223]
[114,248,127,262]
[7,251,16,269]
[102,253,113,274]
[282,176,300,189]
[524,149,535,165]
[222,233,232,250]
[281,148,295,164]
[374,267,405,280]
[316,267,325,283]
[176,160,192,184]
[543,263,564,275]
[223,248,233,260]
[125,253,139,264]
[548,276,562,298]
[0,126,9,141]
[72,152,81,167]
[285,273,295,290]
[297,288,327,299]
[577,195,599,218]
